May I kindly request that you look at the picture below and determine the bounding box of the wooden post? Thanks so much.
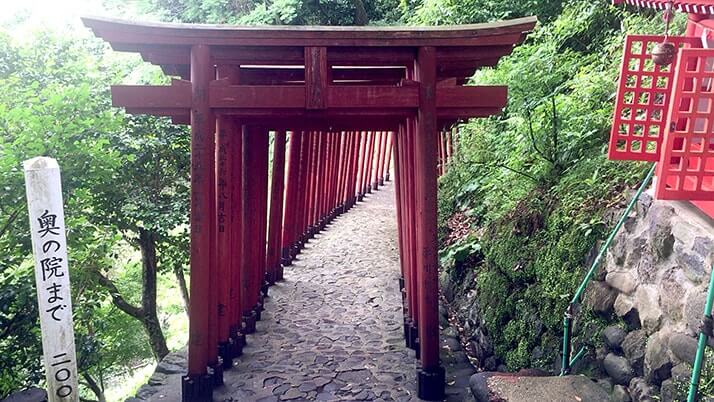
[384,131,394,182]
[281,131,302,267]
[228,116,245,357]
[241,124,263,333]
[365,131,376,194]
[24,157,79,402]
[414,46,445,400]
[372,132,383,190]
[406,118,419,351]
[391,130,410,342]
[256,128,270,303]
[185,43,214,401]
[267,130,287,284]
[296,132,312,249]
[215,115,232,369]
[215,65,240,370]
[357,132,368,200]
[377,131,389,186]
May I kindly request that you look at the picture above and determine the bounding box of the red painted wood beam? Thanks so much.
[241,125,268,332]
[306,132,319,230]
[405,120,419,327]
[256,128,270,301]
[384,132,394,181]
[305,47,329,109]
[215,65,241,368]
[414,46,444,398]
[228,116,244,342]
[137,44,515,70]
[295,132,308,245]
[267,130,287,284]
[186,44,214,396]
[112,84,506,111]
[215,116,231,351]
[281,131,302,265]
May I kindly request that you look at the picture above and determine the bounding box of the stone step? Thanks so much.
[469,372,609,402]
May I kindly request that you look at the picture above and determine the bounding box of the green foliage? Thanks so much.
[134,0,403,25]
[436,0,668,371]
[407,0,563,25]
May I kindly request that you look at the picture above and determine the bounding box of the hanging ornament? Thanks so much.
[652,0,676,66]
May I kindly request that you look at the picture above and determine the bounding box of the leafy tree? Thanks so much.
[0,28,188,400]
[89,114,190,362]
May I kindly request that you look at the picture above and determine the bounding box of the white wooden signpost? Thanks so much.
[24,157,79,402]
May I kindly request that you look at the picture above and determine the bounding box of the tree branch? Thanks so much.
[467,159,540,183]
[81,372,106,402]
[494,163,540,183]
[550,95,559,167]
[0,208,21,240]
[93,270,143,320]
[525,109,553,164]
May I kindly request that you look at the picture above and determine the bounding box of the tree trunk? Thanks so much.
[82,372,106,402]
[138,229,170,360]
[174,263,190,315]
[352,0,369,25]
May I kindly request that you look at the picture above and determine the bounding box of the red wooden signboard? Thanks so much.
[655,48,714,201]
[609,35,700,161]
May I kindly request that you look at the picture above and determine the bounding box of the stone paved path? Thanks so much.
[141,182,474,402]
[217,183,419,401]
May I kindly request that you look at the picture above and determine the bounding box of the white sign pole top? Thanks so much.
[24,157,79,402]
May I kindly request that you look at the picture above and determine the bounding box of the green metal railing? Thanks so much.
[560,163,656,376]
[688,264,714,402]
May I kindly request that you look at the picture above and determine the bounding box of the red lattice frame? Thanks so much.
[609,35,700,161]
[656,48,714,201]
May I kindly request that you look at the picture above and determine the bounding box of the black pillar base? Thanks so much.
[417,366,446,401]
[281,247,292,267]
[277,264,284,281]
[255,299,264,321]
[208,359,224,386]
[182,374,213,402]
[385,174,390,182]
[218,341,233,369]
[398,277,405,292]
[403,321,411,345]
[357,193,364,202]
[367,184,372,193]
[243,311,257,334]
[261,278,271,296]
[408,324,419,351]
[379,178,385,186]
[230,328,245,358]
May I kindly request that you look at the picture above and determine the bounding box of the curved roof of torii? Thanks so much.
[82,16,537,83]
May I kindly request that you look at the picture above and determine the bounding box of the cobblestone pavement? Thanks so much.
[141,182,474,402]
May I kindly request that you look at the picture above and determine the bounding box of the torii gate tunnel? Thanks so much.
[83,16,536,401]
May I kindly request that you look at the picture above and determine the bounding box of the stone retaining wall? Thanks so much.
[585,191,714,401]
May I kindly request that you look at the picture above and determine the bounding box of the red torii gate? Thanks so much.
[82,16,535,401]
